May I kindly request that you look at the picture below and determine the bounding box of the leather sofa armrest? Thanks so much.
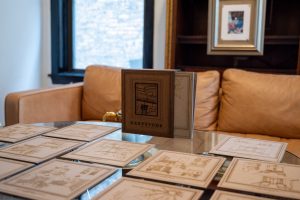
[5,83,83,126]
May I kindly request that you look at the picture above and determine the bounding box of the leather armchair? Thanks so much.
[5,65,121,126]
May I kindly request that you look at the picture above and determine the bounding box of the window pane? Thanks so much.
[73,0,144,69]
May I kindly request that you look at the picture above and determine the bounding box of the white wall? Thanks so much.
[153,0,166,69]
[41,0,52,87]
[0,0,166,125]
[0,0,43,125]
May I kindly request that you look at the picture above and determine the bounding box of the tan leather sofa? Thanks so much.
[194,69,300,158]
[5,67,300,157]
[5,65,121,126]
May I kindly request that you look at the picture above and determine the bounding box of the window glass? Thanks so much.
[73,0,144,69]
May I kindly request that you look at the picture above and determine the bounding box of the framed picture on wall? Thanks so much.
[207,0,267,55]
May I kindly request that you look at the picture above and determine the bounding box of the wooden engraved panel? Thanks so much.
[0,159,116,200]
[0,124,56,143]
[93,177,203,200]
[44,124,119,141]
[0,136,84,163]
[209,136,287,162]
[218,158,300,199]
[122,69,175,137]
[128,150,225,188]
[62,139,154,167]
[0,158,33,180]
[210,190,274,200]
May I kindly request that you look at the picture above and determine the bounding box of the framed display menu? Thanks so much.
[210,190,274,200]
[44,124,118,141]
[0,124,56,143]
[93,177,203,200]
[173,72,196,138]
[128,150,225,188]
[62,139,154,167]
[218,158,300,199]
[0,159,116,200]
[0,136,84,163]
[209,136,287,162]
[0,158,33,180]
[122,69,175,137]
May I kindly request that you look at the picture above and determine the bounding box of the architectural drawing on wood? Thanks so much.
[242,162,297,191]
[44,123,119,141]
[122,69,175,137]
[209,137,287,162]
[218,158,300,199]
[135,83,158,116]
[0,124,56,143]
[128,150,225,188]
[0,158,33,180]
[62,139,154,167]
[93,177,203,200]
[210,190,274,200]
[0,159,116,200]
[0,136,83,163]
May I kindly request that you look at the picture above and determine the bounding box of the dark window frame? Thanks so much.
[50,0,154,84]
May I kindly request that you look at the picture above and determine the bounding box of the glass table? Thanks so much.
[0,121,299,200]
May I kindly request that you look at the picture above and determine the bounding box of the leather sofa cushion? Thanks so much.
[194,71,220,131]
[82,65,121,120]
[218,69,300,139]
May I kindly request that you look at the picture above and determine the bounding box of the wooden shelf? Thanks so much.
[166,0,300,74]
[265,35,300,45]
[177,35,300,45]
[177,35,207,44]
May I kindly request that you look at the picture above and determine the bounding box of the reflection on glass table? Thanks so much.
[36,121,300,166]
[0,121,298,200]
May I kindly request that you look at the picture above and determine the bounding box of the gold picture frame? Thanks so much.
[207,0,266,55]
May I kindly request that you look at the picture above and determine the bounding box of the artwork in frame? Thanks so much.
[207,0,267,55]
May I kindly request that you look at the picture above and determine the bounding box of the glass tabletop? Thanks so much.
[0,121,299,200]
[35,121,300,165]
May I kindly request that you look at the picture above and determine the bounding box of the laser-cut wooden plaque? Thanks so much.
[128,150,225,188]
[210,190,274,200]
[0,124,56,143]
[0,136,84,163]
[122,69,175,138]
[209,136,287,162]
[94,177,203,200]
[0,158,33,180]
[62,139,154,167]
[44,123,119,141]
[0,159,116,200]
[218,158,300,199]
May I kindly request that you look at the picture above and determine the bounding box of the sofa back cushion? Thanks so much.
[82,65,121,120]
[218,69,300,139]
[194,71,220,131]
